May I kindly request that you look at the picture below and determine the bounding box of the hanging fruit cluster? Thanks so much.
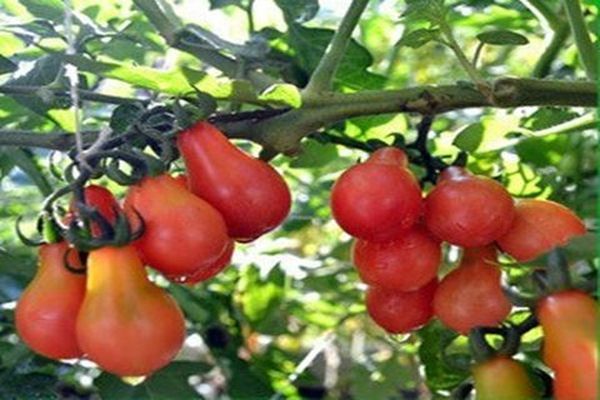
[14,121,291,377]
[331,146,597,399]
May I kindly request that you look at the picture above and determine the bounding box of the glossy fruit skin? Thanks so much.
[352,226,441,291]
[76,245,185,377]
[125,173,232,281]
[184,239,234,284]
[433,246,511,334]
[424,167,515,247]
[472,356,539,400]
[15,242,85,359]
[537,290,598,400]
[177,122,291,242]
[365,279,437,334]
[496,199,586,262]
[331,147,422,242]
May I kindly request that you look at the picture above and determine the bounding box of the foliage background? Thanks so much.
[0,0,597,399]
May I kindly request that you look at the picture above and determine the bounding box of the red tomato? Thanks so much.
[537,290,597,400]
[365,279,437,334]
[472,356,539,400]
[352,225,441,291]
[184,239,234,284]
[177,122,291,242]
[124,173,232,281]
[433,246,511,334]
[496,199,586,262]
[330,147,422,242]
[65,185,120,237]
[15,242,85,359]
[76,245,185,377]
[424,167,515,247]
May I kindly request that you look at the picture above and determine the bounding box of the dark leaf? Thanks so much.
[0,56,17,75]
[396,28,440,49]
[476,30,529,45]
[275,0,319,23]
[453,123,484,152]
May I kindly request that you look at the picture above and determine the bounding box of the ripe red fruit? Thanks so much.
[177,121,291,242]
[15,242,85,359]
[537,290,598,400]
[330,147,422,242]
[424,167,515,247]
[124,173,233,282]
[352,226,441,291]
[365,279,437,334]
[76,245,185,377]
[496,199,586,262]
[433,246,511,334]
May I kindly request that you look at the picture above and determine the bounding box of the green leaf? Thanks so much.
[453,123,484,152]
[520,107,579,130]
[418,322,470,391]
[0,55,17,75]
[237,265,287,335]
[396,28,440,49]
[289,140,338,169]
[402,0,447,25]
[64,55,259,102]
[476,29,529,45]
[286,26,386,91]
[258,83,301,108]
[0,371,59,400]
[275,0,319,23]
[95,361,210,400]
[18,0,64,22]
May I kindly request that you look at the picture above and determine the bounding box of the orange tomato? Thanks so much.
[76,245,185,377]
[15,242,85,359]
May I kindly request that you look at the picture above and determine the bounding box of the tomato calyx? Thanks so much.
[468,325,521,364]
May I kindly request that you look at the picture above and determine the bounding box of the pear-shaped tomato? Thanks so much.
[331,147,422,242]
[352,225,441,291]
[365,279,437,334]
[433,246,511,334]
[424,167,515,247]
[177,122,291,242]
[472,356,539,400]
[125,173,232,282]
[537,290,597,400]
[76,245,185,377]
[497,199,586,262]
[15,242,85,359]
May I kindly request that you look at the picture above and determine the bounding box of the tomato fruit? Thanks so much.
[177,121,291,242]
[124,173,232,282]
[496,199,586,262]
[65,185,120,237]
[352,225,441,291]
[331,147,422,242]
[365,279,437,334]
[76,245,185,377]
[15,242,85,359]
[424,167,514,247]
[433,246,511,334]
[185,239,234,284]
[472,356,539,400]
[536,290,598,400]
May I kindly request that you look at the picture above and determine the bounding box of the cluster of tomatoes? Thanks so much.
[331,146,597,399]
[15,122,291,377]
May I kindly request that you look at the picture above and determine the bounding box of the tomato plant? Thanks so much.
[0,0,596,398]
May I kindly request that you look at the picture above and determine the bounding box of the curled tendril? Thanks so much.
[62,247,87,275]
[15,216,44,247]
[64,206,145,252]
[48,151,65,181]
